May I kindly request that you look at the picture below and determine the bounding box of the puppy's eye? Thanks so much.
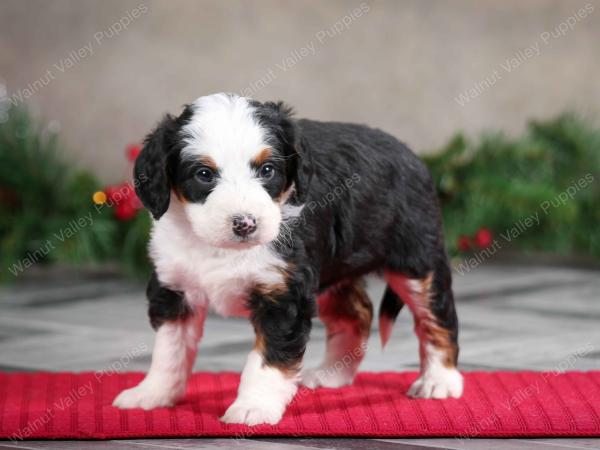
[195,167,214,183]
[259,163,275,180]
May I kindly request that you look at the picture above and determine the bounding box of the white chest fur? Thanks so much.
[149,207,287,317]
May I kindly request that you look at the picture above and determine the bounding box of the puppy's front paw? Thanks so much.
[221,398,284,426]
[407,367,463,399]
[301,366,354,389]
[112,383,181,410]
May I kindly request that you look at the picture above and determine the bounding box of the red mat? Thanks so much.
[1,371,599,440]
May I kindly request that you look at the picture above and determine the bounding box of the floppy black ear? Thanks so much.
[134,114,178,220]
[255,101,312,204]
[291,135,313,204]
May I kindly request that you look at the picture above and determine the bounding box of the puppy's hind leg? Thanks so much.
[301,279,372,389]
[385,259,463,399]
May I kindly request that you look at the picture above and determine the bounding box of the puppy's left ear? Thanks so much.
[134,114,179,220]
[259,101,312,204]
[291,134,313,205]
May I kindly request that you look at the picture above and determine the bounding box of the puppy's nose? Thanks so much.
[231,214,257,237]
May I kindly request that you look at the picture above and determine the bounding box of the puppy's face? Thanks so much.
[135,94,309,249]
[175,114,288,248]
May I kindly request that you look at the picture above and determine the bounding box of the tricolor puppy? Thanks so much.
[113,93,463,425]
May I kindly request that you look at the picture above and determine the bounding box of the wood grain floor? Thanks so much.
[0,262,599,449]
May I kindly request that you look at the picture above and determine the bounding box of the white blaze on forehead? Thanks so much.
[176,93,283,248]
[181,93,268,169]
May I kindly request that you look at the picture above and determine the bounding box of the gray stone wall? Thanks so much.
[1,0,599,182]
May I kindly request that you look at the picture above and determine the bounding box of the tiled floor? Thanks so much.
[0,262,599,449]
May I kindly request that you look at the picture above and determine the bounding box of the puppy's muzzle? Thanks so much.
[231,214,257,237]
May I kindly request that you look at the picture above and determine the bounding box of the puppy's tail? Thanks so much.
[378,285,404,349]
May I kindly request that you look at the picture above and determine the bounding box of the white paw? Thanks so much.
[407,367,464,399]
[301,366,355,389]
[221,398,284,426]
[112,384,181,410]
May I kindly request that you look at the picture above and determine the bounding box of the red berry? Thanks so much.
[126,144,142,161]
[109,183,127,205]
[120,182,134,199]
[475,228,493,248]
[457,236,471,252]
[114,202,137,221]
[104,185,121,204]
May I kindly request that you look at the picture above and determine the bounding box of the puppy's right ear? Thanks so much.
[134,114,178,220]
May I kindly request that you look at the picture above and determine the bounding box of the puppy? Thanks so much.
[113,93,463,425]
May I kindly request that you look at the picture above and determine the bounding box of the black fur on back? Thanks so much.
[283,118,446,288]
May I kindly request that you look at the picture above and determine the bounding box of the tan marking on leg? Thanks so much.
[251,264,294,303]
[253,282,287,301]
[385,270,463,398]
[301,279,372,389]
[319,279,373,339]
[385,272,457,368]
[251,318,301,377]
[254,337,301,378]
[253,330,265,353]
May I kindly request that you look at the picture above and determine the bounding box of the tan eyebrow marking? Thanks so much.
[252,148,273,167]
[198,155,218,171]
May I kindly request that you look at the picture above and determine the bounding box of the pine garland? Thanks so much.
[425,113,600,259]
[0,107,150,281]
[1,106,598,282]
